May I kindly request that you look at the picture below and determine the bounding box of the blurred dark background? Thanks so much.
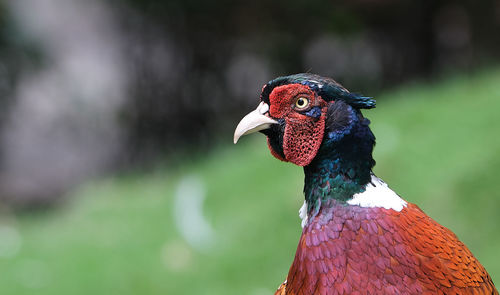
[0,2,499,294]
[0,0,499,207]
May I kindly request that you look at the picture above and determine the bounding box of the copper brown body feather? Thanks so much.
[275,202,497,295]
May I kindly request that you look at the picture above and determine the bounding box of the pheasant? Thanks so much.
[233,74,498,295]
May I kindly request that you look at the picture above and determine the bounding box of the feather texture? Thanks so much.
[276,198,498,295]
[234,73,497,295]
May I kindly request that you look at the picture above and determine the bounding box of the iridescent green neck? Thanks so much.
[303,152,372,209]
[303,112,375,213]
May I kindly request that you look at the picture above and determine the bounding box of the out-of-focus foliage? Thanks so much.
[0,0,128,206]
[0,1,498,293]
[0,0,499,205]
[120,0,500,154]
[0,69,498,294]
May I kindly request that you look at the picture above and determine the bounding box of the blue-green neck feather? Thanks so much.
[303,102,375,213]
[260,73,376,214]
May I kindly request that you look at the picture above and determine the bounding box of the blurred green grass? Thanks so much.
[0,69,499,294]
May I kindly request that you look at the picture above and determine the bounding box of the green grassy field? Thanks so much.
[0,69,499,294]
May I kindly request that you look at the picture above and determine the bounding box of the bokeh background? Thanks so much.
[0,0,499,294]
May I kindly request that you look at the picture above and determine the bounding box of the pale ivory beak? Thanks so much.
[233,101,278,144]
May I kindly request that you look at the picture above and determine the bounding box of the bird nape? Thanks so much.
[233,73,498,295]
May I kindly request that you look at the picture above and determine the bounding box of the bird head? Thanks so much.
[234,73,376,167]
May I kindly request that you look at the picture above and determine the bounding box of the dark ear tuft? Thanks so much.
[341,92,376,109]
[260,73,376,109]
[319,81,376,109]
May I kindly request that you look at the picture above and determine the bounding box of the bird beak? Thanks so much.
[233,102,278,144]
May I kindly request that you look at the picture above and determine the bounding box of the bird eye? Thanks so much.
[295,97,309,109]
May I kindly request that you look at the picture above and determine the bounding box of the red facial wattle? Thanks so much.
[267,84,328,166]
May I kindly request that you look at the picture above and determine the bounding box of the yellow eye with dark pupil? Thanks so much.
[295,97,309,109]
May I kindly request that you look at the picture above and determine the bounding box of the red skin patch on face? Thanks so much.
[268,84,314,118]
[267,84,327,166]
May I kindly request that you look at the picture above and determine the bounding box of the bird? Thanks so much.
[233,73,498,295]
